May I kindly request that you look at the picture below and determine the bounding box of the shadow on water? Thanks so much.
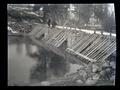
[28,48,70,83]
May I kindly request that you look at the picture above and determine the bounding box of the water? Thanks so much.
[8,36,81,86]
[8,42,37,85]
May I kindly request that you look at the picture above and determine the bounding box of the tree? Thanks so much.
[71,4,93,27]
[42,4,69,25]
[94,4,115,32]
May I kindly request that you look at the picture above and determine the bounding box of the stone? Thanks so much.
[110,61,116,69]
[103,62,109,67]
[78,70,87,77]
[110,75,115,81]
[105,68,111,72]
[99,70,105,78]
[92,74,100,80]
[92,64,99,73]
[76,79,83,84]
[85,77,97,85]
[40,81,50,86]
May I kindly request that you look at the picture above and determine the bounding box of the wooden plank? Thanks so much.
[89,39,115,59]
[51,31,66,46]
[76,34,99,53]
[96,42,116,61]
[71,31,85,48]
[92,40,116,59]
[74,34,95,51]
[55,31,71,47]
[86,37,110,57]
[46,29,64,44]
[72,33,91,50]
[101,47,116,61]
[81,35,103,55]
[67,48,96,62]
[73,34,92,51]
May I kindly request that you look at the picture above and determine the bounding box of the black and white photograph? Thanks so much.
[7,4,116,86]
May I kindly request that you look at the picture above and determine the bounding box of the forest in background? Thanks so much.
[8,4,116,33]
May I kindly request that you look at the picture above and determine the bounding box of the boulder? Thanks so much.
[110,75,115,81]
[103,61,109,67]
[110,61,116,69]
[76,79,83,84]
[85,77,97,85]
[92,64,99,73]
[92,74,100,80]
[78,70,87,77]
[40,81,50,86]
[105,68,111,72]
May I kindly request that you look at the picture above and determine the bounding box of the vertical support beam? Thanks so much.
[67,32,76,49]
[101,29,103,35]
[44,28,49,38]
[110,26,112,40]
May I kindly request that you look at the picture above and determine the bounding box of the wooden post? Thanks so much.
[67,32,72,48]
[110,26,112,40]
[101,29,103,35]
[67,32,75,49]
[44,27,49,38]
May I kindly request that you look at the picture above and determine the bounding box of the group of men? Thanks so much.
[47,19,57,29]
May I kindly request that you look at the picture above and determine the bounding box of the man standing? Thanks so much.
[47,18,51,28]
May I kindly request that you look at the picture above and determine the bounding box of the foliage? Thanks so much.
[8,4,115,32]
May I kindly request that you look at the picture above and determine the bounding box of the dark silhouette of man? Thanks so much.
[47,19,51,28]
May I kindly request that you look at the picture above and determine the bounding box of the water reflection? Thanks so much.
[8,36,72,86]
[29,48,70,83]
[16,43,26,54]
[50,55,69,77]
[8,43,37,86]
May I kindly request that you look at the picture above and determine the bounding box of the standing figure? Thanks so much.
[47,19,51,28]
